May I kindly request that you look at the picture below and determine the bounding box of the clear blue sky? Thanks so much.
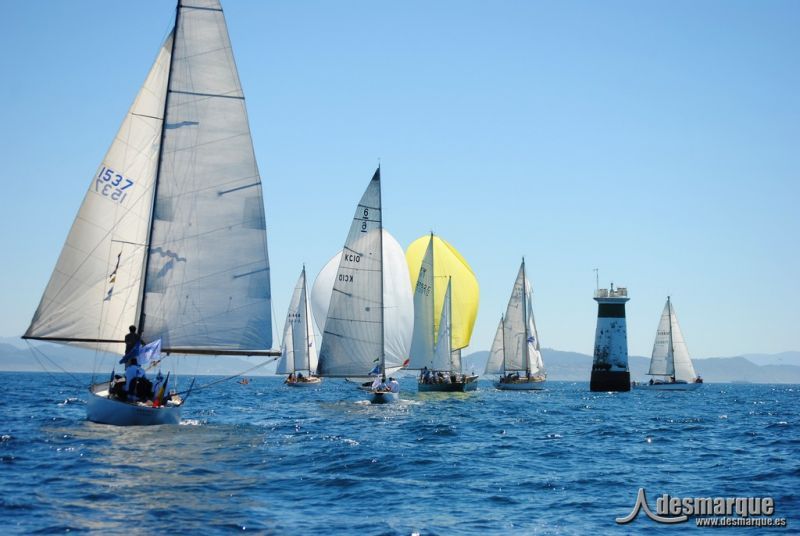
[1,1,797,358]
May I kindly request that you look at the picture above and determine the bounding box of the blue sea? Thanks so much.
[0,372,797,534]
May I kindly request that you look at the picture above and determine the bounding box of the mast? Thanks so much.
[378,167,386,379]
[522,258,530,376]
[429,232,436,363]
[667,296,674,377]
[500,314,507,375]
[447,276,455,372]
[137,0,180,337]
[303,265,312,374]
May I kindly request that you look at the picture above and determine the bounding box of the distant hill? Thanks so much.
[2,340,799,383]
[0,341,279,376]
[462,348,800,384]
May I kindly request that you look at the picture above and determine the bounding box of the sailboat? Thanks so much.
[309,229,413,390]
[276,266,321,386]
[408,234,479,392]
[316,168,400,403]
[635,297,703,390]
[22,0,277,425]
[484,259,546,390]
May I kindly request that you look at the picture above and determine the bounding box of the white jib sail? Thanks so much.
[408,236,435,370]
[317,171,384,377]
[669,301,696,381]
[526,275,544,375]
[24,34,172,354]
[141,1,272,351]
[648,299,674,376]
[484,317,505,375]
[432,279,455,372]
[310,229,412,373]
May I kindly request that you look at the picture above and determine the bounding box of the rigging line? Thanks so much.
[173,357,279,395]
[24,341,85,390]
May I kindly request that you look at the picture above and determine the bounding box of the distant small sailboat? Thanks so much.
[484,259,546,390]
[22,0,278,425]
[408,234,479,392]
[316,168,400,403]
[276,266,321,387]
[634,297,703,391]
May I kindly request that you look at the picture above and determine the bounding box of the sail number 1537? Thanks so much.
[95,166,134,204]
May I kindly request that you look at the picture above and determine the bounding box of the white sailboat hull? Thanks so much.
[494,378,546,391]
[86,383,181,426]
[633,381,703,391]
[285,377,323,387]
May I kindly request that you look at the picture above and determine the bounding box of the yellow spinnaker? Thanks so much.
[406,235,479,349]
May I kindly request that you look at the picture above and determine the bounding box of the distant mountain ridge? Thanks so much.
[1,338,798,383]
[463,348,800,384]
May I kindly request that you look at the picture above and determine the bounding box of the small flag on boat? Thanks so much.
[368,364,381,376]
[527,336,535,344]
[136,339,162,367]
[104,251,122,301]
[402,358,410,368]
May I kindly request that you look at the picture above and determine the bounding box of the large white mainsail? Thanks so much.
[407,236,435,370]
[648,300,674,376]
[141,1,271,352]
[276,267,317,375]
[317,169,385,377]
[25,0,273,358]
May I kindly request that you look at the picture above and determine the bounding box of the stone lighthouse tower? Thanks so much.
[591,283,630,391]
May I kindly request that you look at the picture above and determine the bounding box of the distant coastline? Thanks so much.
[2,338,798,384]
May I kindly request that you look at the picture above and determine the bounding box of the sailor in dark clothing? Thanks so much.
[120,326,144,368]
[124,325,141,355]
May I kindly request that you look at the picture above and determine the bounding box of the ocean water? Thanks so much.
[0,372,797,534]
